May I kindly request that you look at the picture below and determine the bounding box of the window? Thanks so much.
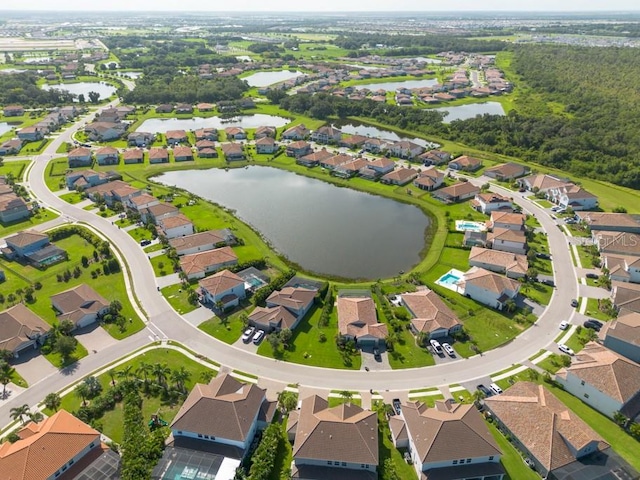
[89,442,95,448]
[69,459,74,466]
[55,473,60,478]
[327,461,332,465]
[341,462,346,467]
[584,393,590,399]
[466,459,472,464]
[62,466,67,472]
[177,431,182,435]
[489,456,494,461]
[453,460,458,465]
[204,435,209,439]
[197,434,203,438]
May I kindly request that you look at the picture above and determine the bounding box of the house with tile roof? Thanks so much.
[95,146,119,166]
[199,269,246,309]
[165,129,188,145]
[5,230,50,257]
[122,148,144,164]
[401,290,462,339]
[194,127,218,141]
[472,192,513,215]
[612,281,640,313]
[487,211,525,232]
[67,147,93,168]
[319,153,353,171]
[603,254,640,284]
[254,126,276,139]
[169,229,236,256]
[413,167,444,191]
[255,136,278,154]
[380,167,419,186]
[289,395,378,480]
[125,192,159,212]
[594,231,640,257]
[548,184,598,211]
[363,137,391,154]
[180,246,238,280]
[484,382,609,479]
[419,149,451,166]
[483,162,528,181]
[576,212,640,234]
[282,124,310,141]
[286,140,313,159]
[157,213,194,240]
[50,284,110,329]
[0,409,116,480]
[296,148,333,167]
[337,291,388,347]
[469,247,528,279]
[170,373,270,459]
[389,140,424,159]
[142,202,179,224]
[601,308,640,364]
[333,158,370,179]
[310,125,342,144]
[220,142,245,161]
[0,304,51,358]
[249,286,318,332]
[127,131,155,147]
[487,228,527,255]
[517,173,571,193]
[0,193,30,223]
[448,155,483,172]
[432,182,480,203]
[556,342,640,421]
[224,127,247,140]
[461,267,520,310]
[65,169,120,190]
[392,399,504,479]
[148,147,169,164]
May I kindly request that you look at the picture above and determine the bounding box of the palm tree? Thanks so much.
[75,382,91,407]
[338,390,353,404]
[472,389,486,406]
[44,392,62,412]
[28,411,44,423]
[10,404,30,424]
[199,370,215,384]
[137,362,153,386]
[117,365,133,381]
[0,361,15,398]
[171,367,191,393]
[152,363,171,388]
[107,368,117,387]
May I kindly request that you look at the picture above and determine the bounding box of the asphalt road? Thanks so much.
[0,108,579,427]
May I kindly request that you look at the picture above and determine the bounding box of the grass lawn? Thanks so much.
[584,298,615,322]
[143,243,164,253]
[565,327,597,354]
[377,410,419,480]
[150,253,174,277]
[0,209,59,238]
[199,312,247,345]
[0,160,29,181]
[161,283,198,315]
[328,397,362,408]
[411,394,445,407]
[9,369,28,388]
[127,226,154,243]
[537,353,569,374]
[44,340,89,368]
[486,421,539,480]
[53,348,217,444]
[257,305,361,370]
[576,246,597,269]
[532,199,553,208]
[565,223,592,237]
[520,282,553,306]
[59,192,85,204]
[388,328,435,369]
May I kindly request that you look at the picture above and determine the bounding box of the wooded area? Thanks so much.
[0,73,75,106]
[123,74,248,104]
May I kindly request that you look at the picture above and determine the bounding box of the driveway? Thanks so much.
[12,349,59,386]
[361,347,391,371]
[74,324,118,353]
[156,273,181,289]
[182,307,214,327]
[578,284,611,300]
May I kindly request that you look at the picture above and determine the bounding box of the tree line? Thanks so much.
[0,72,75,107]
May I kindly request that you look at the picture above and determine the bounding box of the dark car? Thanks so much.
[583,320,602,331]
[477,384,492,397]
[571,299,579,308]
[140,239,152,247]
[586,273,599,279]
[373,348,381,362]
[392,398,402,416]
[536,252,551,260]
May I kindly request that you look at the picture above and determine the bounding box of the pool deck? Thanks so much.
[435,268,466,293]
[454,220,487,233]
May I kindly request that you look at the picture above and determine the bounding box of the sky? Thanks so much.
[0,0,638,11]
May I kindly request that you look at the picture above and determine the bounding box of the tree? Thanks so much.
[44,392,62,412]
[504,299,517,313]
[338,390,353,404]
[613,411,628,427]
[56,335,77,363]
[171,366,190,393]
[10,404,30,424]
[88,91,100,103]
[83,376,102,398]
[78,93,86,103]
[267,333,281,351]
[0,361,15,398]
[137,362,153,386]
[472,389,486,406]
[118,365,133,381]
[76,382,91,407]
[152,363,171,388]
[58,319,75,336]
[107,368,117,386]
[199,370,215,384]
[277,390,298,414]
[28,411,44,423]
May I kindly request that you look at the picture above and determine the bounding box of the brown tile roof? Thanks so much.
[556,342,640,404]
[173,146,193,158]
[488,227,527,244]
[603,308,640,346]
[469,247,528,275]
[484,162,526,178]
[145,202,178,218]
[0,410,100,480]
[95,146,117,155]
[68,147,91,157]
[267,287,316,312]
[50,284,109,323]
[249,305,297,330]
[401,400,501,464]
[463,267,520,294]
[171,373,265,442]
[401,290,461,334]
[159,213,193,230]
[337,295,388,339]
[577,212,640,229]
[181,247,238,277]
[166,129,187,139]
[224,127,245,136]
[381,167,418,183]
[0,304,51,352]
[368,157,394,169]
[321,154,352,168]
[293,395,378,466]
[434,182,479,199]
[288,140,311,150]
[595,231,640,256]
[299,149,333,163]
[475,192,511,204]
[129,193,157,206]
[521,174,570,192]
[148,147,169,160]
[489,211,525,228]
[450,155,482,168]
[198,269,244,296]
[220,143,244,155]
[6,230,48,248]
[122,149,143,160]
[169,230,231,252]
[255,136,275,146]
[484,382,608,472]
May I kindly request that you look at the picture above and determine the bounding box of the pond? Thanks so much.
[243,70,304,87]
[137,114,290,133]
[334,121,440,149]
[0,122,13,136]
[41,82,117,101]
[158,166,430,280]
[355,78,438,92]
[412,56,443,64]
[434,102,506,123]
[120,71,143,79]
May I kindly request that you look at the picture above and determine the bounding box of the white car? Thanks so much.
[558,343,575,356]
[252,330,265,345]
[559,321,569,330]
[241,327,255,343]
[430,339,443,355]
[442,343,456,357]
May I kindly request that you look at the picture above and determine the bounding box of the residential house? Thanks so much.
[548,184,598,211]
[85,180,141,208]
[158,214,194,240]
[199,269,246,309]
[170,374,270,459]
[85,122,126,141]
[156,104,173,113]
[333,158,369,178]
[594,231,640,257]
[339,134,368,150]
[220,143,245,161]
[461,266,520,310]
[16,126,45,142]
[556,342,640,421]
[166,130,188,146]
[194,128,218,141]
[469,247,528,279]
[483,162,528,181]
[3,105,24,117]
[286,141,312,158]
[603,255,640,284]
[517,173,571,194]
[363,137,390,154]
[612,281,640,313]
[173,146,194,162]
[448,155,483,172]
[0,304,51,358]
[488,211,525,232]
[472,192,513,215]
[310,125,342,144]
[65,169,119,190]
[170,230,236,256]
[401,289,462,339]
[296,148,332,167]
[3,230,67,269]
[148,147,169,164]
[319,153,352,171]
[290,395,378,480]
[337,291,388,347]
[142,202,179,224]
[122,148,144,164]
[381,167,418,186]
[413,167,444,191]
[180,246,238,280]
[282,124,309,141]
[601,308,640,363]
[195,140,218,158]
[577,212,640,234]
[0,192,29,223]
[432,182,480,203]
[175,103,193,114]
[67,147,92,168]
[393,399,504,480]
[389,140,424,159]
[366,157,395,176]
[50,284,110,329]
[0,409,117,480]
[256,136,277,154]
[127,131,154,147]
[484,382,610,479]
[254,126,276,139]
[196,103,214,112]
[125,192,159,212]
[225,127,247,140]
[488,228,527,255]
[249,286,317,332]
[95,146,119,166]
[464,230,488,248]
[0,139,23,155]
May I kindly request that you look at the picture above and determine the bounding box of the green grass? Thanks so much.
[161,283,198,315]
[411,394,445,407]
[576,246,597,269]
[377,410,419,480]
[150,253,173,277]
[0,160,29,181]
[388,328,435,369]
[199,313,246,344]
[143,243,164,253]
[9,368,28,388]
[257,304,361,370]
[486,421,539,480]
[328,396,362,407]
[0,209,59,238]
[127,227,154,243]
[59,192,84,204]
[44,340,89,368]
[565,327,596,354]
[584,298,615,322]
[520,282,553,306]
[537,353,569,374]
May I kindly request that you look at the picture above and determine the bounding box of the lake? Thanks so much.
[41,82,117,101]
[412,56,443,64]
[334,121,440,149]
[0,122,12,136]
[355,78,438,92]
[158,167,430,279]
[120,71,143,79]
[435,102,506,123]
[137,114,290,133]
[243,70,303,87]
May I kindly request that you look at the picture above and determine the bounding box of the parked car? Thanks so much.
[551,206,561,212]
[392,398,402,416]
[252,330,265,345]
[477,384,492,397]
[571,298,579,308]
[558,343,575,356]
[583,320,602,331]
[140,239,152,246]
[442,343,456,357]
[586,273,599,279]
[524,457,536,469]
[542,278,555,287]
[565,218,577,224]
[241,327,255,343]
[536,252,551,260]
[403,451,413,465]
[559,321,569,330]
[373,348,381,362]
[430,339,444,355]
[490,383,503,395]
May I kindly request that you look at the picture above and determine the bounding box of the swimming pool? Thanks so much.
[435,268,465,293]
[244,275,267,289]
[438,272,462,285]
[455,220,487,233]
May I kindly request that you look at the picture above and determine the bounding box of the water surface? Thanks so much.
[355,78,438,92]
[335,121,440,149]
[244,70,303,87]
[0,122,12,136]
[435,102,505,123]
[41,82,117,101]
[138,114,290,133]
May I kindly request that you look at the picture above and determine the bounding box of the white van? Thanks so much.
[490,383,503,395]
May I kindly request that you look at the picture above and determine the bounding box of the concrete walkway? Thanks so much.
[156,272,181,289]
[12,350,59,387]
[182,307,214,327]
[74,324,119,353]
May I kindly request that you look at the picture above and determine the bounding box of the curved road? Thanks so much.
[0,106,578,426]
